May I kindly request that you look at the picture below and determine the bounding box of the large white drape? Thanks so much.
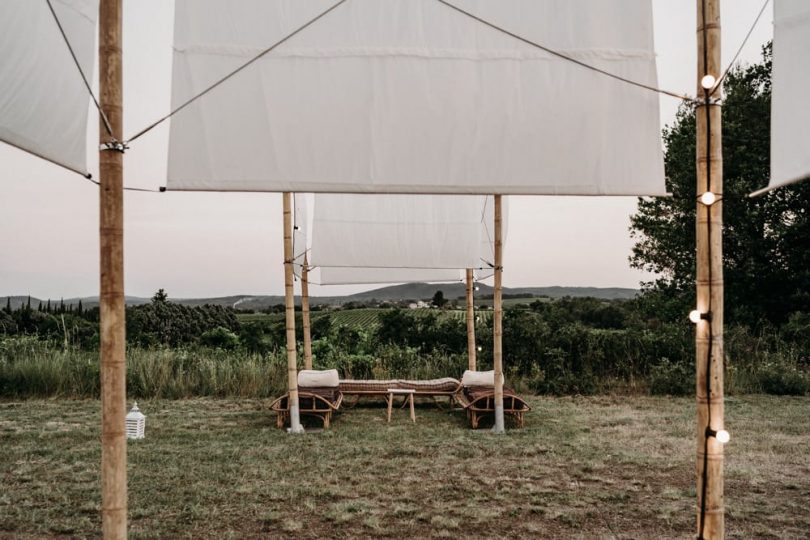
[311,194,487,268]
[766,0,810,192]
[167,0,666,195]
[0,0,97,176]
[307,194,503,285]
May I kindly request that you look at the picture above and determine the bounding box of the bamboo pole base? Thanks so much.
[491,404,505,434]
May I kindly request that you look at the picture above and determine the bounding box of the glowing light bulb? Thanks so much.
[477,346,483,352]
[700,191,717,206]
[716,430,730,444]
[689,310,703,323]
[701,74,716,90]
[475,286,480,292]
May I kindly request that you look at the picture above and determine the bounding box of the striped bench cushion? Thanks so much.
[397,378,461,393]
[339,378,461,394]
[339,380,399,393]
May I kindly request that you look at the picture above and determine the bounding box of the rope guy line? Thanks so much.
[709,0,772,96]
[124,0,349,145]
[435,0,693,102]
[45,0,114,138]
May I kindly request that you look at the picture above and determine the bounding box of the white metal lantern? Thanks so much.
[125,402,146,440]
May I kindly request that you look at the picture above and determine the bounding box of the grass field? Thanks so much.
[1,396,808,539]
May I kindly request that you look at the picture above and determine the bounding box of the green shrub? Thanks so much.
[758,362,809,396]
[649,358,693,396]
[200,327,240,350]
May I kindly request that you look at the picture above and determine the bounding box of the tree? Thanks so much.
[629,43,810,327]
[152,289,169,304]
[431,290,446,308]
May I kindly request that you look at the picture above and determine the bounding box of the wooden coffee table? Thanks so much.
[386,389,416,423]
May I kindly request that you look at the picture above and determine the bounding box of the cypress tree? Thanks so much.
[26,296,31,310]
[37,301,43,311]
[77,300,83,315]
[4,297,10,313]
[46,299,51,313]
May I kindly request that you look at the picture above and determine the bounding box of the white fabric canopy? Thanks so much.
[309,194,503,285]
[311,194,490,269]
[765,0,810,192]
[0,0,97,176]
[167,0,666,195]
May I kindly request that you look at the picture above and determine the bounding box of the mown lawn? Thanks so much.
[0,395,808,539]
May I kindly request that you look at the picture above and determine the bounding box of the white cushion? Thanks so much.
[461,370,495,387]
[298,369,339,388]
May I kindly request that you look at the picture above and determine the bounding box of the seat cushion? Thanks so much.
[298,369,340,388]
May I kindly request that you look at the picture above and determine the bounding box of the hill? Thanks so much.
[1,285,637,311]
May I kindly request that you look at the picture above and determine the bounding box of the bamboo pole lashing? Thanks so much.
[466,268,476,371]
[492,195,505,433]
[283,192,304,433]
[98,0,127,537]
[301,253,313,370]
[695,0,724,537]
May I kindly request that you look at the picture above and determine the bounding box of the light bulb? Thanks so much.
[689,310,703,323]
[700,191,717,206]
[475,286,480,292]
[477,346,482,352]
[716,429,730,444]
[701,74,716,90]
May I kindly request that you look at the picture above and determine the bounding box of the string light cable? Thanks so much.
[696,0,734,537]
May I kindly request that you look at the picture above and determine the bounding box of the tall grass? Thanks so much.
[1,333,807,399]
[0,337,289,399]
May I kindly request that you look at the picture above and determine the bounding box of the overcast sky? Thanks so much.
[0,0,773,299]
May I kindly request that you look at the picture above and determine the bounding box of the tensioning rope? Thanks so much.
[45,0,114,138]
[81,175,162,193]
[124,0,348,145]
[709,0,772,96]
[435,0,693,102]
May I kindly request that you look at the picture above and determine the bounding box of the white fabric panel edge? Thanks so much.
[167,0,666,195]
[0,0,97,176]
[760,0,810,194]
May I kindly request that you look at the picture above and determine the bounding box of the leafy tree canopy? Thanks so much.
[630,43,810,327]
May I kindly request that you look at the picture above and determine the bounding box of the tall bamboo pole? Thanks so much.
[98,0,127,537]
[492,195,505,433]
[301,253,313,370]
[696,0,724,537]
[465,268,476,371]
[283,193,304,433]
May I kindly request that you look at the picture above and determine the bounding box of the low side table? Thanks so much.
[387,389,416,423]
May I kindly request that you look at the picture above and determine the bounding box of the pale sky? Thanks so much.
[0,0,773,299]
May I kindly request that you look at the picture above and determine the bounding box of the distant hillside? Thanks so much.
[2,285,637,312]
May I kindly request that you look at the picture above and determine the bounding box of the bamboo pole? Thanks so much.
[283,193,304,433]
[492,195,505,433]
[98,0,127,537]
[465,268,477,371]
[696,0,724,537]
[301,253,313,370]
